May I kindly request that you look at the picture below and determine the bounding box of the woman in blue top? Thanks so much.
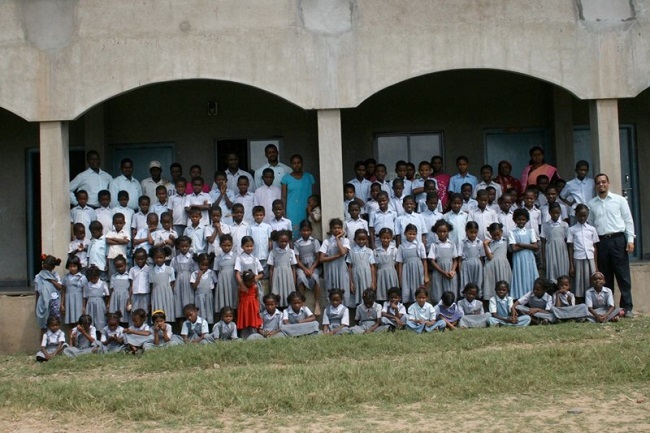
[281,154,316,238]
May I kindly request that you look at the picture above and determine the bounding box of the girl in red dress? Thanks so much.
[236,270,262,336]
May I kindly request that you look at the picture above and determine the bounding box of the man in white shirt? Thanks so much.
[225,153,255,192]
[253,144,290,189]
[109,158,142,210]
[69,150,113,208]
[588,173,635,318]
[141,160,171,200]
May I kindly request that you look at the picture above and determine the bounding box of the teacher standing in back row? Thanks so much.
[588,173,635,318]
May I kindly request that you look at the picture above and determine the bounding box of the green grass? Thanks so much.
[1,318,649,429]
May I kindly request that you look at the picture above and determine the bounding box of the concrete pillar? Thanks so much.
[40,122,70,267]
[553,87,574,178]
[317,109,344,227]
[589,99,622,193]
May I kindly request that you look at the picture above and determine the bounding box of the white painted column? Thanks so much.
[553,87,575,178]
[40,122,70,265]
[317,109,344,228]
[589,99,622,193]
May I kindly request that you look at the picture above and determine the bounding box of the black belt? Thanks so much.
[600,232,624,239]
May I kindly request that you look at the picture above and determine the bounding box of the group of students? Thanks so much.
[36,153,621,361]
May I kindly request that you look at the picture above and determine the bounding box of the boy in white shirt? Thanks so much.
[70,190,96,241]
[184,177,212,226]
[131,195,150,239]
[169,178,187,236]
[105,213,130,276]
[254,168,281,224]
[152,185,170,222]
[95,190,113,236]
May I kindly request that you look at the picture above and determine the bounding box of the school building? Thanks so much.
[1,0,650,352]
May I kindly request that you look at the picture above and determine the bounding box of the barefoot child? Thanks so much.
[36,316,66,362]
[236,271,262,338]
[294,220,322,315]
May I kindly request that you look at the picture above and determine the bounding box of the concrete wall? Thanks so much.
[1,0,650,121]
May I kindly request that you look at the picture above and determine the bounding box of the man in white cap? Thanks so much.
[141,160,171,200]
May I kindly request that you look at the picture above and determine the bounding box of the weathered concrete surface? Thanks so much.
[1,0,650,121]
[0,294,41,355]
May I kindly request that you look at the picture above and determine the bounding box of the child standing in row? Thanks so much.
[295,220,322,315]
[482,223,511,301]
[428,220,459,301]
[509,208,539,300]
[237,271,263,338]
[319,219,351,307]
[171,236,196,321]
[374,228,399,302]
[150,247,176,323]
[63,256,86,326]
[84,265,109,331]
[191,253,215,324]
[214,234,237,313]
[109,255,130,324]
[567,204,599,298]
[347,228,376,306]
[396,224,428,304]
[35,255,64,330]
[540,202,569,283]
[268,230,297,308]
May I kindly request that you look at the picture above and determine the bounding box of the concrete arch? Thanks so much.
[354,67,582,108]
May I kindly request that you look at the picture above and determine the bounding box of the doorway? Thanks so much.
[484,128,551,179]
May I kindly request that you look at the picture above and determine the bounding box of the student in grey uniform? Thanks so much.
[247,293,286,340]
[487,281,531,327]
[180,303,215,344]
[551,275,591,322]
[211,307,240,341]
[100,312,127,354]
[108,255,130,325]
[351,289,390,334]
[64,314,101,357]
[381,287,407,330]
[322,289,351,335]
[123,309,153,354]
[513,278,556,325]
[144,310,183,350]
[585,272,623,323]
[406,287,446,333]
[280,291,320,337]
[458,283,491,328]
[36,316,67,362]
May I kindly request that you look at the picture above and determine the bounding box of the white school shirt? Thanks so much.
[461,198,478,213]
[250,222,272,261]
[540,220,568,242]
[205,223,232,256]
[112,206,135,233]
[348,177,373,202]
[169,193,188,226]
[70,205,96,235]
[84,280,109,298]
[345,218,369,241]
[585,287,615,309]
[540,202,570,224]
[260,309,283,331]
[190,268,217,285]
[375,244,398,266]
[389,195,405,216]
[444,211,468,251]
[553,291,575,307]
[508,226,538,245]
[396,239,426,262]
[567,222,599,260]
[209,188,236,225]
[110,272,130,290]
[517,291,552,309]
[68,238,90,267]
[375,179,392,195]
[407,302,436,321]
[535,192,548,208]
[254,162,291,189]
[100,325,125,343]
[417,199,444,214]
[461,238,484,260]
[70,325,98,346]
[355,302,383,323]
[105,228,129,259]
[128,323,151,335]
[181,316,210,335]
[489,295,514,314]
[473,181,502,199]
[322,304,350,327]
[235,253,264,275]
[226,168,255,193]
[133,228,153,254]
[95,206,113,236]
[87,236,107,271]
[129,265,151,294]
[365,199,379,216]
[230,221,251,255]
[109,175,142,210]
[369,209,396,234]
[346,244,376,266]
[343,198,354,220]
[382,301,407,317]
[420,209,444,247]
[268,246,298,267]
[520,206,542,235]
[560,177,595,209]
[184,192,212,226]
[141,178,171,202]
[282,306,314,322]
[69,168,113,208]
[497,209,516,240]
[234,192,255,224]
[469,207,499,241]
[319,236,351,257]
[153,264,175,283]
[412,177,438,203]
[131,211,148,233]
[395,212,428,241]
[253,185,281,223]
[172,251,197,273]
[427,239,459,260]
[269,217,292,233]
[152,201,170,221]
[41,329,66,347]
[152,228,177,249]
[185,224,207,254]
